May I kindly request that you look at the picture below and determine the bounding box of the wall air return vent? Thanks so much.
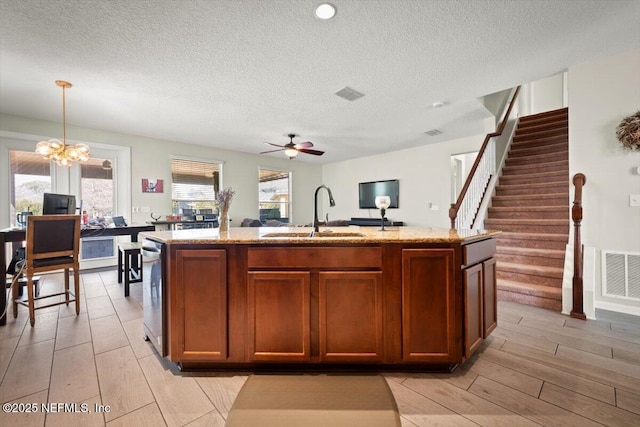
[335,86,365,101]
[602,251,640,300]
[425,129,443,136]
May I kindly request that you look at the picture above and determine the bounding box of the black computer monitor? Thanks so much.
[42,193,77,215]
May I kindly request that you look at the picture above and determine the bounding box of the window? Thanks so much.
[80,157,114,218]
[259,168,291,223]
[171,158,220,215]
[80,157,115,260]
[9,151,52,221]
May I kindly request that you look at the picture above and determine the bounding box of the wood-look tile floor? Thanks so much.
[1,270,639,426]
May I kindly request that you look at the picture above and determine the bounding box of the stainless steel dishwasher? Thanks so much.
[142,239,166,356]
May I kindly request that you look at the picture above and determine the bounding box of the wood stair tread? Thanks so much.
[503,159,567,169]
[496,181,569,189]
[489,206,567,212]
[492,192,568,200]
[500,170,568,179]
[497,278,563,298]
[496,232,569,241]
[517,108,568,123]
[506,150,569,164]
[497,261,564,278]
[486,218,568,225]
[496,246,565,258]
[509,142,568,156]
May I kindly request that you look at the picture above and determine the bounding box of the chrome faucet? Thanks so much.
[313,185,335,232]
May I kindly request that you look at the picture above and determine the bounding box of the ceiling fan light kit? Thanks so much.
[260,133,324,159]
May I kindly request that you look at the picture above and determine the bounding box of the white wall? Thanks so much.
[568,48,640,315]
[531,72,565,113]
[322,134,487,227]
[0,114,323,228]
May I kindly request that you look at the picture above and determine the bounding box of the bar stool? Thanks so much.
[117,242,143,296]
[13,215,81,326]
[6,275,40,298]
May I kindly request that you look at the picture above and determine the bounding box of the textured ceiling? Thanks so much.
[1,0,638,164]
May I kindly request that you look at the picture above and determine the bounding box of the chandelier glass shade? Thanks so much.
[35,80,90,166]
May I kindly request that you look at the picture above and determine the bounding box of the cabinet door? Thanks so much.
[464,263,483,358]
[402,249,458,362]
[319,271,384,362]
[247,272,310,361]
[483,257,497,337]
[174,249,227,362]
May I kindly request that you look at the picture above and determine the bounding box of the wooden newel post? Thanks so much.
[571,173,586,320]
[449,204,457,229]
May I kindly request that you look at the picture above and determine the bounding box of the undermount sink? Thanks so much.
[261,231,365,238]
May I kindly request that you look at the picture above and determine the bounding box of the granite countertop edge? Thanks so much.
[140,227,500,245]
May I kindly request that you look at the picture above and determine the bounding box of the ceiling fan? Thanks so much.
[260,134,324,159]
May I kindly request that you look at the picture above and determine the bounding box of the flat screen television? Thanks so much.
[42,193,77,215]
[358,179,399,209]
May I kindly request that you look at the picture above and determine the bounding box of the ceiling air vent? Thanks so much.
[335,86,365,101]
[425,129,443,136]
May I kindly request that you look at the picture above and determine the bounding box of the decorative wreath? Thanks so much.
[616,111,640,152]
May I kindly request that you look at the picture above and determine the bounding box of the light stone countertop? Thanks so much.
[140,226,499,245]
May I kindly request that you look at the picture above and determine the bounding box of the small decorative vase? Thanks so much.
[219,209,229,233]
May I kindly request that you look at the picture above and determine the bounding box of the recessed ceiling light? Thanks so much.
[315,3,336,20]
[432,101,445,108]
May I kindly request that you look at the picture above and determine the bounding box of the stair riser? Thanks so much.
[499,173,568,186]
[518,109,568,125]
[485,222,569,234]
[497,290,562,311]
[512,128,567,142]
[495,237,567,251]
[497,270,563,287]
[496,253,565,268]
[501,163,569,177]
[509,144,567,158]
[503,162,567,175]
[492,196,568,207]
[495,185,568,196]
[505,152,568,166]
[488,209,567,219]
[511,135,568,149]
[517,119,568,134]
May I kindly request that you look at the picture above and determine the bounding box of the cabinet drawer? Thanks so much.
[247,246,382,269]
[462,239,496,267]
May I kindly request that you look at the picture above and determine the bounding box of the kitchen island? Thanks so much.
[140,226,499,371]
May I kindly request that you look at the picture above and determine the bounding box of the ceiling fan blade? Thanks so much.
[297,148,324,156]
[264,142,287,148]
[260,148,286,154]
[294,141,314,149]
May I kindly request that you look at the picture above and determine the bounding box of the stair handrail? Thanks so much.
[570,173,587,320]
[449,85,521,229]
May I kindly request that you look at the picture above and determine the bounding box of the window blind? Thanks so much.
[171,159,220,201]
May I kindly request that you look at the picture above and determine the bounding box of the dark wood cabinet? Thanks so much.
[246,247,382,363]
[172,249,227,362]
[163,238,496,369]
[483,257,497,337]
[319,271,384,362]
[462,237,498,359]
[464,263,484,357]
[247,272,311,361]
[401,248,458,363]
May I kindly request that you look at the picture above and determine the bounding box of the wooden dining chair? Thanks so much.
[12,214,81,326]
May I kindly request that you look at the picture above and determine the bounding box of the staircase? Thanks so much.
[484,108,569,311]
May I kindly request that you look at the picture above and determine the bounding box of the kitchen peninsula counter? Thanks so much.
[140,226,499,371]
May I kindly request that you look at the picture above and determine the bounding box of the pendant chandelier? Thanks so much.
[35,80,90,166]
